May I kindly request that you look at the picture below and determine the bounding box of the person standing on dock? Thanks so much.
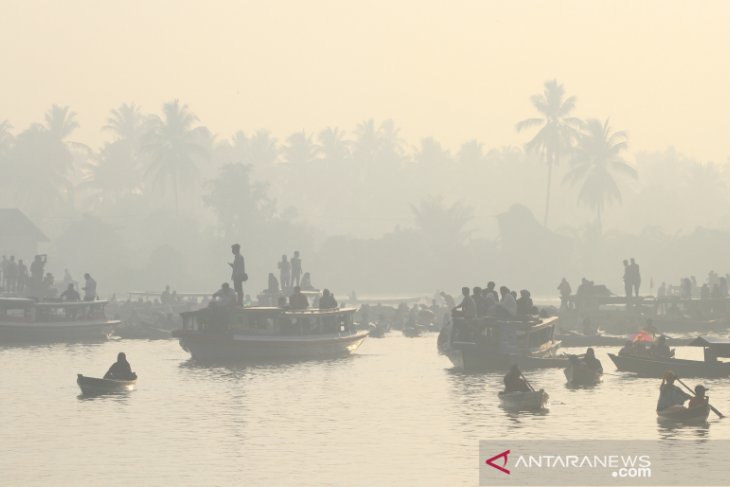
[229,244,247,306]
[622,259,632,299]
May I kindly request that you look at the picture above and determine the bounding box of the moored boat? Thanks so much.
[173,306,368,362]
[438,315,562,372]
[657,404,710,423]
[564,361,602,386]
[608,352,730,378]
[77,373,137,395]
[0,298,118,343]
[498,389,549,410]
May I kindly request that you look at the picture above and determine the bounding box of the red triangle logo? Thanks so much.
[485,449,511,474]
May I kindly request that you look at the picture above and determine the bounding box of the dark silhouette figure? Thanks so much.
[319,289,338,309]
[504,365,531,393]
[83,273,97,301]
[630,258,641,297]
[516,290,537,316]
[267,273,280,293]
[485,281,499,301]
[104,352,136,380]
[212,282,236,307]
[278,255,291,290]
[656,373,691,412]
[29,254,47,288]
[582,348,603,373]
[289,286,309,310]
[473,286,488,317]
[622,259,632,299]
[229,243,247,306]
[60,284,80,302]
[291,251,302,287]
[454,286,476,319]
[558,278,571,309]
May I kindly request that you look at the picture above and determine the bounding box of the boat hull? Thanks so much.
[174,330,369,362]
[498,389,549,410]
[657,404,710,423]
[443,341,566,372]
[608,353,730,378]
[564,363,602,386]
[77,374,136,395]
[0,320,117,343]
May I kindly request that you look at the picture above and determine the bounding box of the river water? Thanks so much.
[1,335,727,486]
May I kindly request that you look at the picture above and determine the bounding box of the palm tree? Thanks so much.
[248,130,279,165]
[411,196,474,249]
[563,118,637,231]
[413,137,451,166]
[282,131,318,165]
[104,103,149,144]
[456,139,485,167]
[44,105,79,141]
[143,99,210,213]
[516,80,583,226]
[318,127,350,164]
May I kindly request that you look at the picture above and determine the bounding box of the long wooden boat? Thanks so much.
[438,315,562,372]
[657,404,710,423]
[564,362,602,386]
[498,389,549,410]
[77,374,137,395]
[173,306,368,362]
[0,298,118,342]
[608,353,730,378]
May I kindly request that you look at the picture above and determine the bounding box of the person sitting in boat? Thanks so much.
[516,290,537,316]
[504,365,531,393]
[473,286,488,317]
[688,385,709,408]
[60,283,81,302]
[82,273,97,301]
[300,272,314,290]
[582,347,603,373]
[650,335,673,358]
[289,286,309,310]
[267,273,280,293]
[211,282,236,307]
[656,372,692,412]
[104,352,136,381]
[319,289,338,309]
[494,286,517,319]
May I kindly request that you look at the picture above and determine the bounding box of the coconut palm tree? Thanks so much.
[282,131,318,165]
[563,118,637,231]
[104,103,149,144]
[143,99,210,213]
[516,80,583,226]
[44,105,79,141]
[411,196,474,249]
[318,127,350,164]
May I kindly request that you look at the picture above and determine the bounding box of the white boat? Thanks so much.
[0,298,118,342]
[498,389,549,410]
[173,306,368,362]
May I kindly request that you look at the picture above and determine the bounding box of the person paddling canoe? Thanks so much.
[104,352,136,381]
[656,372,691,412]
[688,385,710,408]
[504,365,531,393]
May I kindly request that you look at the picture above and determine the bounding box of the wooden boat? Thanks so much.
[77,373,137,395]
[173,306,368,362]
[657,404,710,423]
[498,389,549,410]
[438,315,562,372]
[608,352,730,378]
[564,361,602,386]
[0,298,118,343]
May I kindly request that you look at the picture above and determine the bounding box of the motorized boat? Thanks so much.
[76,373,137,395]
[498,389,549,410]
[608,351,730,378]
[438,315,562,372]
[173,305,368,362]
[0,298,118,342]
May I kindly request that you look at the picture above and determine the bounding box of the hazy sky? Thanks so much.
[2,0,729,163]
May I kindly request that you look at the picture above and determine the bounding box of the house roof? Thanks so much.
[0,209,49,242]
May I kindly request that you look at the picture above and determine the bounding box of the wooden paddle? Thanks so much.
[677,378,725,419]
[520,371,536,392]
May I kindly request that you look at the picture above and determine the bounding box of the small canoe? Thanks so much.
[564,363,602,386]
[498,389,549,410]
[77,373,137,395]
[657,404,710,423]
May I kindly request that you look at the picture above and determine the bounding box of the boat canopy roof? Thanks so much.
[689,336,730,357]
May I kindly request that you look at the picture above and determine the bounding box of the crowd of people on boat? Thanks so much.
[452,283,539,321]
[0,253,99,302]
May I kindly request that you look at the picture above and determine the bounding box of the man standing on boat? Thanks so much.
[630,258,641,297]
[291,251,303,288]
[83,273,97,301]
[229,244,247,306]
